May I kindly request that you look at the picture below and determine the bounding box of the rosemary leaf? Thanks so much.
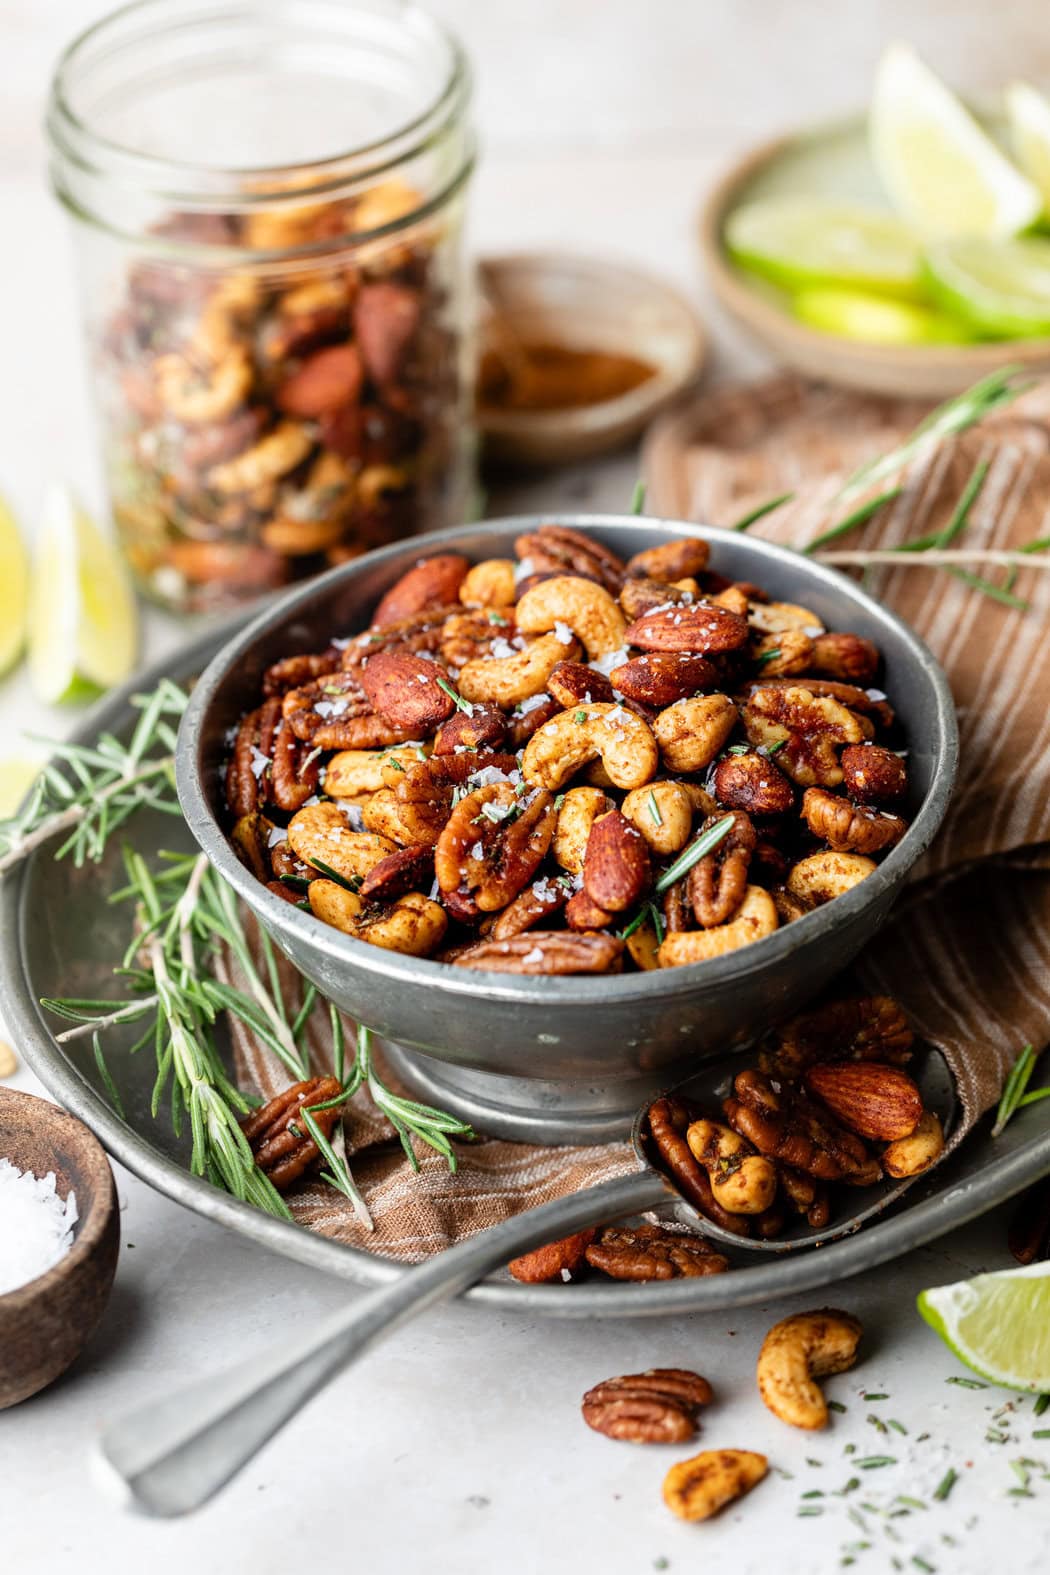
[655,814,736,893]
[804,487,903,555]
[731,492,795,532]
[629,479,647,515]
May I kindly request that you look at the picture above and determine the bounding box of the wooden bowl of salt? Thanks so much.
[0,1085,119,1408]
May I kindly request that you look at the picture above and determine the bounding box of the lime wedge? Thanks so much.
[871,43,1041,240]
[0,495,29,677]
[0,758,42,819]
[27,483,138,706]
[918,1261,1050,1391]
[923,236,1050,337]
[792,285,973,345]
[725,198,921,300]
[1007,81,1050,209]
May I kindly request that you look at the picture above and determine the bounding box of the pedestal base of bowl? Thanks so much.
[378,1039,666,1144]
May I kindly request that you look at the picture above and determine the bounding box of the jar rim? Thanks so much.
[46,0,474,258]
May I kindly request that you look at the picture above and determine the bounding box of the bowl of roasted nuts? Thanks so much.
[176,514,957,1140]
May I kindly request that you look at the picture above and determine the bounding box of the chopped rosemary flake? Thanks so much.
[1034,1394,1050,1416]
[932,1469,957,1502]
[308,858,360,893]
[1032,1429,1050,1439]
[436,677,473,714]
[805,1457,824,1468]
[647,790,663,826]
[828,1400,848,1414]
[863,1393,889,1401]
[553,794,565,811]
[856,1456,897,1469]
[654,814,735,893]
[912,1559,936,1574]
[629,479,647,515]
[896,1496,926,1512]
[888,1419,908,1435]
[797,1506,824,1517]
[838,1478,861,1495]
[731,491,795,532]
[574,710,587,725]
[727,743,750,755]
[756,646,783,665]
[946,1376,988,1389]
[867,1414,889,1434]
[765,737,788,756]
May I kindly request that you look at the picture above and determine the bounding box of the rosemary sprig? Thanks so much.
[992,1043,1050,1136]
[347,1025,474,1171]
[731,492,795,532]
[436,676,474,714]
[655,814,736,893]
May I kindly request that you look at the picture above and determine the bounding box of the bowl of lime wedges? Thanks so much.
[701,43,1050,397]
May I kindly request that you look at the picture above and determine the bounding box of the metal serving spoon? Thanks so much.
[97,1048,952,1517]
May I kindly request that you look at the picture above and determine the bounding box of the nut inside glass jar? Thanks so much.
[47,0,476,613]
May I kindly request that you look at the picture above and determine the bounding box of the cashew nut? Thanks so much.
[308,883,447,956]
[552,787,613,874]
[522,703,659,792]
[653,695,738,774]
[625,917,661,971]
[459,558,517,608]
[458,632,580,707]
[621,780,697,855]
[208,420,314,494]
[756,1308,863,1430]
[515,574,628,659]
[686,1118,778,1214]
[288,801,396,879]
[323,745,427,799]
[658,886,778,967]
[882,1110,945,1178]
[154,347,252,424]
[662,1449,768,1522]
[749,600,825,636]
[786,851,876,905]
[360,787,416,845]
[751,629,815,677]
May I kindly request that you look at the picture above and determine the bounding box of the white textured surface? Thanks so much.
[1,4,1048,1570]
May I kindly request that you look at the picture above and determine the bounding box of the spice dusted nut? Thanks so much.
[622,781,697,855]
[626,915,661,970]
[288,801,397,881]
[583,810,651,913]
[756,1309,863,1430]
[624,600,749,655]
[619,576,696,622]
[514,522,627,595]
[751,629,815,677]
[749,599,824,636]
[688,810,757,929]
[565,887,615,930]
[810,632,880,685]
[438,606,519,669]
[270,718,322,812]
[153,346,253,424]
[308,883,448,956]
[585,1223,730,1281]
[372,554,471,628]
[801,787,908,856]
[240,1076,343,1191]
[459,558,517,608]
[662,1449,768,1522]
[323,744,427,799]
[207,420,314,494]
[231,812,277,883]
[713,751,795,816]
[552,786,614,874]
[882,1109,945,1178]
[582,1369,714,1444]
[804,1061,924,1142]
[659,886,778,968]
[626,537,710,582]
[765,995,914,1078]
[686,1119,778,1215]
[515,575,628,659]
[353,280,421,386]
[358,843,435,902]
[432,702,507,755]
[508,1229,597,1284]
[434,783,557,914]
[841,744,908,805]
[547,659,616,709]
[452,931,624,975]
[275,343,364,417]
[489,875,570,939]
[725,1069,880,1184]
[647,1097,751,1235]
[522,702,660,792]
[358,648,457,734]
[609,651,720,707]
[225,696,283,818]
[458,632,581,707]
[653,694,738,774]
[786,851,877,906]
[742,685,867,787]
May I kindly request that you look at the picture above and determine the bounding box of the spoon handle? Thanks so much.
[97,1167,667,1517]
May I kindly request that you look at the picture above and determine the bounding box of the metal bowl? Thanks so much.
[176,515,957,1141]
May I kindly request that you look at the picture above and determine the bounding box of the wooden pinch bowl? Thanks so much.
[0,1086,119,1408]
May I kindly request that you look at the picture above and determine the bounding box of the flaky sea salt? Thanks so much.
[0,1159,78,1294]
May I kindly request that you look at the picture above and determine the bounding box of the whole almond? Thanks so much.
[804,1061,923,1141]
[609,651,719,706]
[359,649,456,734]
[624,602,749,655]
[508,1228,597,1283]
[372,554,470,627]
[276,344,363,416]
[583,810,650,914]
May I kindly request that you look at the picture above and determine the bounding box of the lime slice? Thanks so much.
[923,235,1050,337]
[918,1261,1050,1391]
[0,495,29,677]
[725,198,921,300]
[1007,82,1050,209]
[871,43,1041,240]
[0,758,42,820]
[792,285,973,345]
[27,483,138,706]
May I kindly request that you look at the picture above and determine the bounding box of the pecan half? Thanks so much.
[434,783,557,914]
[688,810,756,928]
[624,601,749,655]
[263,649,342,697]
[358,843,435,900]
[489,875,570,939]
[270,718,321,812]
[609,651,720,707]
[452,931,624,974]
[647,1097,750,1236]
[585,1223,730,1280]
[340,605,460,668]
[226,697,283,817]
[514,523,626,594]
[801,787,907,855]
[282,671,414,750]
[240,1077,342,1191]
[582,1369,713,1443]
[358,648,456,733]
[508,1229,597,1283]
[724,1070,880,1185]
[763,996,914,1080]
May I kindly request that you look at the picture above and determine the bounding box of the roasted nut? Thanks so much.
[308,883,448,955]
[622,781,696,854]
[231,812,276,882]
[804,1062,924,1141]
[515,575,628,659]
[565,887,614,929]
[432,702,507,755]
[653,694,738,774]
[239,1076,343,1191]
[226,697,283,817]
[372,554,470,627]
[801,787,907,855]
[626,538,709,581]
[358,843,434,901]
[154,346,253,425]
[359,648,456,733]
[619,577,695,621]
[282,670,415,751]
[340,605,458,670]
[276,344,363,417]
[625,916,661,970]
[434,783,557,914]
[725,1069,879,1184]
[287,802,396,880]
[459,557,517,608]
[786,851,877,905]
[749,599,823,636]
[583,810,651,913]
[608,650,720,707]
[582,1369,713,1444]
[685,1118,778,1215]
[515,523,626,594]
[841,744,907,804]
[624,600,749,654]
[647,1097,750,1235]
[662,1449,768,1522]
[756,1308,863,1430]
[713,751,795,815]
[490,875,570,939]
[751,629,815,677]
[585,1223,730,1280]
[452,931,624,974]
[881,1110,945,1178]
[688,810,756,928]
[508,1229,597,1283]
[810,632,880,684]
[522,702,659,792]
[547,659,616,709]
[264,649,341,698]
[552,786,614,874]
[765,996,914,1078]
[658,887,778,968]
[742,685,866,788]
[506,695,563,750]
[208,420,314,494]
[353,280,421,385]
[458,632,580,707]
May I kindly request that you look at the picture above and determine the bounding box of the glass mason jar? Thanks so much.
[46,0,476,613]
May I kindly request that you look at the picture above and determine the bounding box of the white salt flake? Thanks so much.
[517,692,552,716]
[553,620,575,646]
[249,746,270,779]
[267,826,288,848]
[0,1159,78,1295]
[521,947,544,966]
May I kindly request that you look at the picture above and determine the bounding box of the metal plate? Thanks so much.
[3,625,1048,1317]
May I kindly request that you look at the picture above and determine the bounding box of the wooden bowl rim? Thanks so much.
[0,1086,117,1311]
[698,114,1050,371]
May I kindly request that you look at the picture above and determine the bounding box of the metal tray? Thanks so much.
[3,625,1047,1316]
